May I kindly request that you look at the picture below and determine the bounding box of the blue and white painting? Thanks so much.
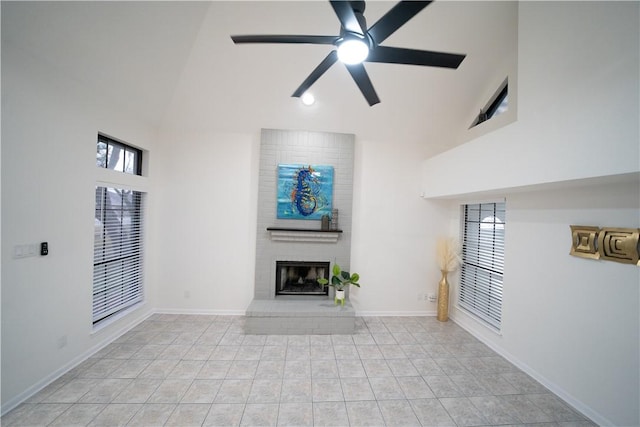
[277,164,333,220]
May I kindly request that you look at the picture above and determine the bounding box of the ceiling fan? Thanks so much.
[231,0,466,106]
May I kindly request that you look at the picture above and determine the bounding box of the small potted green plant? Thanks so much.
[318,264,360,306]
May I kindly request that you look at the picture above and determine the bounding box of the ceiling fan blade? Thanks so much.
[231,35,338,45]
[330,1,365,36]
[345,63,380,106]
[292,50,339,98]
[367,1,432,45]
[367,45,465,68]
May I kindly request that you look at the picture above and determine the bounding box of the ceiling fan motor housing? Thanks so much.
[338,1,372,49]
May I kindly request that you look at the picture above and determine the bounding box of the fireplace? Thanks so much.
[275,261,330,296]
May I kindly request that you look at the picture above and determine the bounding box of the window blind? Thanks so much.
[460,202,505,330]
[93,186,144,324]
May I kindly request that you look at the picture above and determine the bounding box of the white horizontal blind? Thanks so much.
[93,186,144,324]
[460,202,505,330]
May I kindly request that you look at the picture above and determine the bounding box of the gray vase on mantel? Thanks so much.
[321,215,330,231]
[330,209,339,230]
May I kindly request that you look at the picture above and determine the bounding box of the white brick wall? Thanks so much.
[254,129,355,299]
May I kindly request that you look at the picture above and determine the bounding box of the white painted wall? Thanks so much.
[420,2,640,425]
[448,181,639,426]
[350,137,451,314]
[151,130,259,313]
[1,42,158,412]
[149,129,444,316]
[422,1,639,198]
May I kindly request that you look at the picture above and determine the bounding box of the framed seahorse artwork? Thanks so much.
[277,164,334,220]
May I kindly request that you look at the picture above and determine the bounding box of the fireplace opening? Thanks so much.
[276,261,330,296]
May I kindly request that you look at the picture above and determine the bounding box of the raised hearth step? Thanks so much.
[245,298,355,334]
[246,299,354,317]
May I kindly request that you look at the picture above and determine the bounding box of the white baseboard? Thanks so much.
[451,313,612,427]
[154,308,247,316]
[356,310,436,317]
[1,307,154,416]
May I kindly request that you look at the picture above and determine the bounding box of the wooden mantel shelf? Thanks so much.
[267,227,342,243]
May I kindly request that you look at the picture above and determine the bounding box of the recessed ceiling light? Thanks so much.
[301,92,315,106]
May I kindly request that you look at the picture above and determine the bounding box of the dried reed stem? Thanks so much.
[436,237,461,273]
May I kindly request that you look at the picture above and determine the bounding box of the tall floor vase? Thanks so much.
[437,270,450,322]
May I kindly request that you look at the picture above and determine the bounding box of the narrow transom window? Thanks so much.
[93,186,144,324]
[472,82,508,127]
[96,134,142,175]
[460,202,506,330]
[484,84,508,121]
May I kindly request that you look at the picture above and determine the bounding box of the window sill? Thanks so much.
[92,302,145,334]
[454,304,503,336]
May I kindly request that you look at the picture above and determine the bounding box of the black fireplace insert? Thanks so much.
[275,261,330,296]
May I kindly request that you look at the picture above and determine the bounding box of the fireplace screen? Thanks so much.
[276,261,330,296]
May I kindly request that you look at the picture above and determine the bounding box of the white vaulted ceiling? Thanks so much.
[2,1,517,155]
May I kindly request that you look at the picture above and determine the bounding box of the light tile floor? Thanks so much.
[2,314,597,426]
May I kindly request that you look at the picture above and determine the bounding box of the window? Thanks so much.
[472,82,508,127]
[460,202,506,330]
[96,134,142,175]
[93,186,144,324]
[94,135,145,325]
[483,84,508,122]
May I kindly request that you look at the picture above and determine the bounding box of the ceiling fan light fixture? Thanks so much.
[337,39,369,65]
